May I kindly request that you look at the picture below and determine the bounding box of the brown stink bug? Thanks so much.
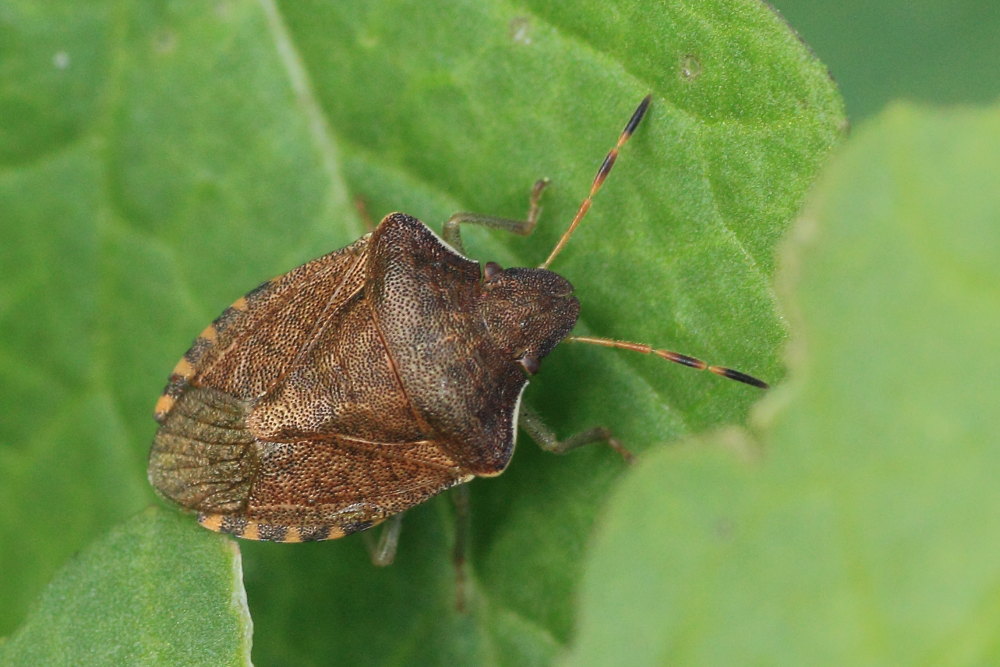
[148,96,766,561]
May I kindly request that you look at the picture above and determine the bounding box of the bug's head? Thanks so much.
[477,262,580,375]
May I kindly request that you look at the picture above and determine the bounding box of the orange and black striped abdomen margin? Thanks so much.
[197,512,380,543]
[153,292,256,423]
[153,238,371,423]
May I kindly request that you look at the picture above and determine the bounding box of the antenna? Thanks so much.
[567,336,769,389]
[543,95,767,390]
[540,95,652,269]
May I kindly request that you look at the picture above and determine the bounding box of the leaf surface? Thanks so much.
[572,101,1000,665]
[0,508,251,666]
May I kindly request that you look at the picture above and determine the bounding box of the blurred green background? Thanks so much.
[771,0,1000,119]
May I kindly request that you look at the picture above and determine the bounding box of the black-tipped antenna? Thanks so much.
[566,336,769,389]
[540,95,652,269]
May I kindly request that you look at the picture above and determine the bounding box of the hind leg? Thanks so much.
[363,513,404,566]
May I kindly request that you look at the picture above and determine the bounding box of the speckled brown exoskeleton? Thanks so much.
[148,96,766,567]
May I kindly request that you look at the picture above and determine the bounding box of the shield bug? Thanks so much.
[148,95,766,557]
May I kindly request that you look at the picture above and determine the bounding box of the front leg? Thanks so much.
[442,178,549,255]
[518,404,634,463]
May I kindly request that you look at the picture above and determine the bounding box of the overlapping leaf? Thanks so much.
[572,102,1000,664]
[0,508,251,665]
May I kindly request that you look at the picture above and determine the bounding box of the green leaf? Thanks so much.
[0,507,251,665]
[0,0,842,662]
[571,101,1000,664]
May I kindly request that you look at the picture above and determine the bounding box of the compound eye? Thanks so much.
[483,261,503,282]
[518,354,541,376]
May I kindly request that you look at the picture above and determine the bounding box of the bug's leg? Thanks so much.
[363,513,404,566]
[442,178,549,254]
[519,405,634,463]
[451,483,471,612]
[354,196,378,232]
